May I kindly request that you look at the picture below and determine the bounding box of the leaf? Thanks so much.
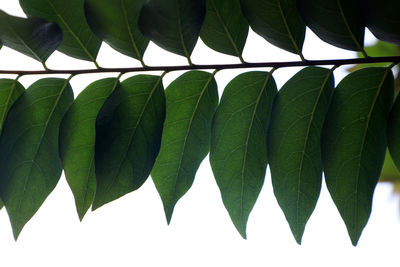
[322,67,394,245]
[380,150,400,183]
[363,0,400,45]
[60,78,119,221]
[85,0,149,64]
[388,94,400,173]
[19,0,102,62]
[0,78,74,239]
[297,0,364,51]
[240,0,305,56]
[210,71,277,238]
[138,0,205,61]
[200,0,248,59]
[0,10,62,63]
[268,67,334,244]
[152,71,218,223]
[0,79,25,134]
[92,75,165,210]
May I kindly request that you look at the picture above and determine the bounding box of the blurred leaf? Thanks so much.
[322,67,394,246]
[85,0,149,64]
[298,0,364,51]
[138,0,205,61]
[349,41,400,72]
[363,0,400,45]
[380,150,400,183]
[388,94,400,174]
[60,78,119,220]
[240,0,305,56]
[0,78,74,239]
[152,71,218,223]
[0,10,61,63]
[19,0,101,62]
[200,0,248,59]
[210,71,277,238]
[268,67,334,244]
[92,75,165,210]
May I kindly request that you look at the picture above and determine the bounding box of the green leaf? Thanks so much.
[0,78,74,239]
[138,0,205,61]
[60,78,119,221]
[240,0,305,56]
[298,0,364,51]
[268,67,334,244]
[152,71,218,223]
[322,67,394,246]
[0,10,62,63]
[85,0,149,64]
[210,71,277,238]
[92,75,165,210]
[363,0,400,45]
[19,0,101,62]
[0,79,25,134]
[388,94,400,173]
[200,0,248,60]
[380,150,400,183]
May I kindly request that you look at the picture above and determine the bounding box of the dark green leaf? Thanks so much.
[363,0,400,45]
[268,67,334,244]
[152,71,218,223]
[0,78,25,212]
[92,75,165,210]
[388,94,400,173]
[380,150,400,183]
[138,0,205,61]
[60,78,119,221]
[240,0,305,56]
[210,71,277,238]
[19,0,101,62]
[298,0,364,51]
[85,0,149,64]
[322,67,394,245]
[0,78,74,239]
[200,0,248,59]
[0,79,25,134]
[0,10,61,63]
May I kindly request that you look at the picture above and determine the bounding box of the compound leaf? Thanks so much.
[298,0,364,51]
[60,78,119,220]
[268,67,334,244]
[19,0,101,62]
[322,67,394,245]
[0,78,74,239]
[0,10,61,63]
[152,71,218,223]
[240,0,305,56]
[210,71,277,238]
[138,0,205,61]
[85,0,149,63]
[200,0,248,59]
[92,75,165,210]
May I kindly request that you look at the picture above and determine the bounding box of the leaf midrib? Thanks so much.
[16,79,69,221]
[46,0,96,62]
[352,69,390,232]
[169,74,215,212]
[295,70,332,228]
[121,0,143,63]
[239,72,271,234]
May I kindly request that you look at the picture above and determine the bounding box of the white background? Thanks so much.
[0,2,399,266]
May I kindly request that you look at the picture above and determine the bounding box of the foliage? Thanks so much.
[0,0,398,246]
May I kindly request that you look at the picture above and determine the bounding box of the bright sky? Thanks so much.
[0,2,399,267]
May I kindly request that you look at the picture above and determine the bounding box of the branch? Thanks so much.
[0,56,399,75]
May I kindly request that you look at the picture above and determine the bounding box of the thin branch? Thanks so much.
[0,56,399,76]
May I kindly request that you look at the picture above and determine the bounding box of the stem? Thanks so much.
[0,56,399,76]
